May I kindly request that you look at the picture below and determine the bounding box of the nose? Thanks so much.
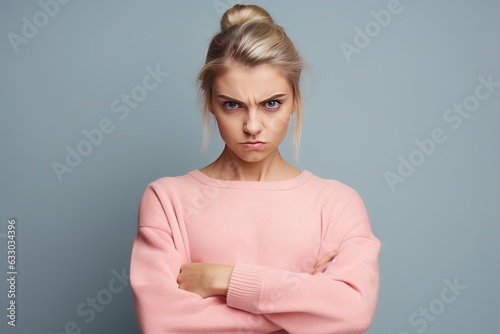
[243,109,263,135]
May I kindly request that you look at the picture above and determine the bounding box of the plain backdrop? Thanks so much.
[1,0,499,333]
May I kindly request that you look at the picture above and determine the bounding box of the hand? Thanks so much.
[312,250,338,274]
[177,263,234,298]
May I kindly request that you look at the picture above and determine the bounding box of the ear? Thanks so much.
[291,98,298,114]
[208,99,214,114]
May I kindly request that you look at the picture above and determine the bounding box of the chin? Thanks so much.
[234,150,269,163]
[225,143,278,163]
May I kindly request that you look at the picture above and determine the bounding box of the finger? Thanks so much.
[312,263,330,274]
[314,256,338,274]
[177,266,184,283]
[314,251,337,269]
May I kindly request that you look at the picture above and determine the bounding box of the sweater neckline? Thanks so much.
[188,169,313,190]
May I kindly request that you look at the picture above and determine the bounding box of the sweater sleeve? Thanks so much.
[130,184,281,334]
[226,189,381,334]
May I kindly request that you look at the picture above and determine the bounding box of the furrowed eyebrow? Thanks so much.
[216,94,287,105]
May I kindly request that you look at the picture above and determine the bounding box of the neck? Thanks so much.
[202,146,299,181]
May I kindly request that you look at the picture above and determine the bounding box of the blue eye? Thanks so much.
[265,100,281,109]
[223,101,240,110]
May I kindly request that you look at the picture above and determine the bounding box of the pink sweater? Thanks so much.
[130,170,381,334]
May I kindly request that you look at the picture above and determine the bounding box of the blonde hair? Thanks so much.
[197,4,304,157]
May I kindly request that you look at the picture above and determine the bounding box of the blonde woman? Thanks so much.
[130,4,380,333]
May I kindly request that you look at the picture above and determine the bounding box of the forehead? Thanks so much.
[212,64,291,97]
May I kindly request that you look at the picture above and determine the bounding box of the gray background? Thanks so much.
[1,0,499,333]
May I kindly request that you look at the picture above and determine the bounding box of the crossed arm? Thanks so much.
[131,184,381,333]
[177,251,338,298]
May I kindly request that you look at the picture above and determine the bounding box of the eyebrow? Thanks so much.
[216,93,287,105]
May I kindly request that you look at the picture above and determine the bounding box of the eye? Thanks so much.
[223,101,240,110]
[264,100,282,109]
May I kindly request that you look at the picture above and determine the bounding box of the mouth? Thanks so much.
[240,141,266,149]
[242,141,265,144]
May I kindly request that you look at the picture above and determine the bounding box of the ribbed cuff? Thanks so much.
[226,263,267,314]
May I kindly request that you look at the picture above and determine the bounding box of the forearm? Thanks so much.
[177,263,233,298]
[131,227,281,333]
[225,238,381,334]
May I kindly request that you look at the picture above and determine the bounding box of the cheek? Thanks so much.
[215,115,240,138]
[269,111,292,134]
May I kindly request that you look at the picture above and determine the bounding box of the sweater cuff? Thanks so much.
[226,263,267,314]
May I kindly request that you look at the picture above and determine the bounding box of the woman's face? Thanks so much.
[210,64,295,163]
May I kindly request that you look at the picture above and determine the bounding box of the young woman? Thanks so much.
[130,4,380,333]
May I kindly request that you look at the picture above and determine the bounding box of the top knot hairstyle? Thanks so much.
[220,4,273,30]
[198,4,304,156]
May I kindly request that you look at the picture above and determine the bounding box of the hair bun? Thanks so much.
[220,4,274,31]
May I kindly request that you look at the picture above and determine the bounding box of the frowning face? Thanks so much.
[210,64,295,163]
